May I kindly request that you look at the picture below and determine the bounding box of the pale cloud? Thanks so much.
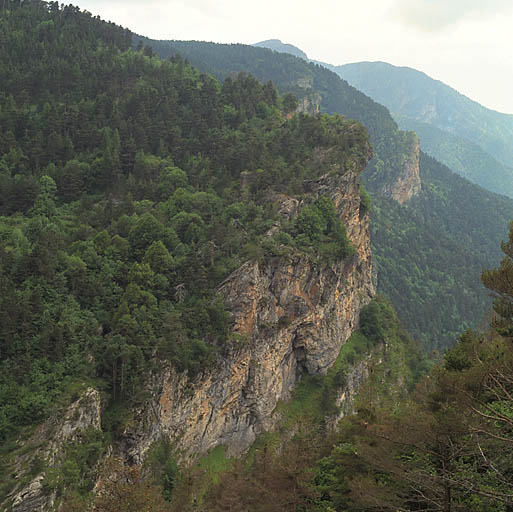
[392,0,513,32]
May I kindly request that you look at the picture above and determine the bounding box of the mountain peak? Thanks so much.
[253,39,308,60]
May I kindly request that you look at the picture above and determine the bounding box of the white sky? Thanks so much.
[74,0,513,114]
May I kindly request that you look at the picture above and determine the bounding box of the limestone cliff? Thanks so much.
[379,132,421,204]
[121,163,375,463]
[296,92,322,115]
[4,388,102,512]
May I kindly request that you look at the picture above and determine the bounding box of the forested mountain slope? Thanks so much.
[3,4,513,511]
[1,0,371,429]
[140,37,513,349]
[0,2,377,508]
[372,153,513,346]
[336,61,513,197]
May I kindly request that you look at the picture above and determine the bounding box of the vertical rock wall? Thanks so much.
[379,133,421,204]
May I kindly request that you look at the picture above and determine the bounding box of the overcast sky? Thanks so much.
[74,0,513,114]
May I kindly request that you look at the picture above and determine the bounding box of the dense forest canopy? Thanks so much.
[372,153,513,348]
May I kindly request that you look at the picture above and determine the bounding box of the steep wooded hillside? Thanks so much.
[140,37,513,349]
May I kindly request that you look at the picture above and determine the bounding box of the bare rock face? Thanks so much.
[296,92,322,115]
[7,388,101,512]
[43,387,102,465]
[9,476,48,512]
[123,166,375,462]
[380,132,421,204]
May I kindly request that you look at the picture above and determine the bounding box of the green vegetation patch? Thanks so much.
[198,445,232,485]
[277,297,422,424]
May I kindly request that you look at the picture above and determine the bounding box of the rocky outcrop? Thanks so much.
[291,74,322,115]
[380,132,421,204]
[296,76,313,89]
[122,162,375,463]
[6,388,102,512]
[296,92,322,115]
[335,356,373,420]
[8,476,48,512]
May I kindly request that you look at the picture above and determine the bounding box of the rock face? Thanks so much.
[293,76,321,115]
[7,388,102,512]
[122,164,375,463]
[296,92,322,115]
[380,133,421,204]
[335,356,373,420]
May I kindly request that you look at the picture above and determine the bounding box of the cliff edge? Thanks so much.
[122,162,375,462]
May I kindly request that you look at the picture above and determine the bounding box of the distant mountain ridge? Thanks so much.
[335,61,513,197]
[249,40,513,199]
[253,39,308,59]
